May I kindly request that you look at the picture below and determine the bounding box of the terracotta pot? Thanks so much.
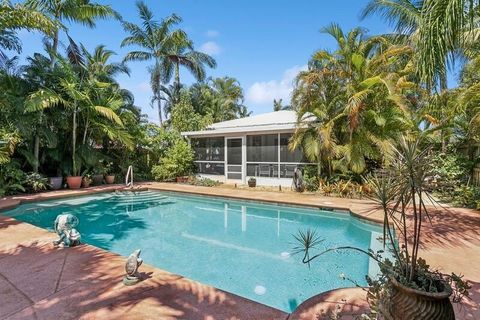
[248,180,256,187]
[389,277,454,320]
[81,178,91,188]
[92,174,104,185]
[49,177,63,190]
[176,176,189,183]
[66,176,82,189]
[105,175,115,184]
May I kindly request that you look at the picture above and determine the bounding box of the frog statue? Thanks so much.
[53,214,81,247]
[123,249,143,286]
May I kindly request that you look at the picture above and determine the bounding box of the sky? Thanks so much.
[12,0,457,124]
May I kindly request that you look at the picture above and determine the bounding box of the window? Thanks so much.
[192,137,224,161]
[195,162,225,175]
[280,133,305,163]
[247,134,278,162]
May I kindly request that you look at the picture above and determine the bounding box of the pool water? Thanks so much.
[4,190,383,312]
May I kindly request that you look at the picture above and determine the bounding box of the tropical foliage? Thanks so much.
[0,0,250,195]
[291,1,480,208]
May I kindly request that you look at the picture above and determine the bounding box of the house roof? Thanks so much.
[181,110,301,137]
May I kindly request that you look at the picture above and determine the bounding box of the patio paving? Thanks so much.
[0,182,479,319]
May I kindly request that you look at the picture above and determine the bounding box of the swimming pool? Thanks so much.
[4,190,383,312]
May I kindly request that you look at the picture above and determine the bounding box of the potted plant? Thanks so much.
[49,176,63,190]
[104,161,115,184]
[81,174,92,188]
[66,160,82,189]
[176,176,189,183]
[295,137,470,319]
[248,177,256,187]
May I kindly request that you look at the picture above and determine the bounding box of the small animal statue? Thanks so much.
[123,249,143,286]
[53,214,81,247]
[292,167,305,192]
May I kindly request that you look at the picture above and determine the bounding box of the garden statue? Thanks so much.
[292,167,305,192]
[123,249,143,286]
[53,214,81,247]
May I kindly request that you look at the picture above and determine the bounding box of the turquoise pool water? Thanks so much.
[4,190,383,312]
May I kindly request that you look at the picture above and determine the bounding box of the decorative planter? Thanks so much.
[81,179,91,188]
[176,176,189,183]
[92,174,104,185]
[389,277,454,320]
[49,177,63,190]
[248,180,256,187]
[105,175,115,184]
[66,176,82,189]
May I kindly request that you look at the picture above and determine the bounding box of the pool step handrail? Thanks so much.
[126,165,134,188]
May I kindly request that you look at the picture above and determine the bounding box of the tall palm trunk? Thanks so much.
[439,72,448,152]
[82,119,89,145]
[72,107,77,176]
[50,29,59,67]
[152,60,163,126]
[33,135,40,172]
[175,61,180,88]
[157,92,163,126]
[32,112,43,173]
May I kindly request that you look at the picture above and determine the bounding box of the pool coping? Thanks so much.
[0,184,380,318]
[1,183,479,319]
[0,183,386,228]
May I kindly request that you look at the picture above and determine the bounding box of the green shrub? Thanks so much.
[448,185,480,209]
[187,176,221,187]
[151,139,194,181]
[431,151,472,192]
[301,165,319,192]
[24,173,49,193]
[0,162,25,196]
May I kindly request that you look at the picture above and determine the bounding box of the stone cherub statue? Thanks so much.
[53,214,81,247]
[123,249,143,286]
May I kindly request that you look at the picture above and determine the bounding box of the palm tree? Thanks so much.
[162,32,216,90]
[209,77,249,121]
[159,83,181,119]
[273,98,292,111]
[121,1,182,125]
[25,47,129,176]
[0,0,55,61]
[291,24,417,174]
[416,0,479,87]
[362,0,454,150]
[24,0,118,65]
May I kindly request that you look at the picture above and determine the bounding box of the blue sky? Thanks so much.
[13,0,455,123]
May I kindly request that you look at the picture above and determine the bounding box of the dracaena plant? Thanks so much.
[294,135,470,314]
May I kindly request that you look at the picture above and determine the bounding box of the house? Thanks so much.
[181,110,313,186]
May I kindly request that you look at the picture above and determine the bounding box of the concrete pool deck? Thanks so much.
[0,183,479,319]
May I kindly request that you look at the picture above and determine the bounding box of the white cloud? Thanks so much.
[205,30,220,38]
[199,41,222,55]
[246,65,307,105]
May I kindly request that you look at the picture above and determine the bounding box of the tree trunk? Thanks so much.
[72,108,77,176]
[50,29,59,67]
[33,135,40,173]
[440,72,448,152]
[175,62,180,88]
[82,120,89,145]
[157,94,163,126]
